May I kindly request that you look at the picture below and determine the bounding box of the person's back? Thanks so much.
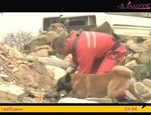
[75,31,115,58]
[67,31,126,74]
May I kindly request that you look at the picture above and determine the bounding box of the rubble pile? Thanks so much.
[120,35,151,67]
[0,44,57,103]
[24,23,68,57]
[1,21,151,103]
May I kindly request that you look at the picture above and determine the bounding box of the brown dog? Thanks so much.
[57,65,145,103]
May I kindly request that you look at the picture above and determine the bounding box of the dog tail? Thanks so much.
[112,65,133,79]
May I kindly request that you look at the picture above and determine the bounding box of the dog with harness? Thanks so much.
[56,65,145,103]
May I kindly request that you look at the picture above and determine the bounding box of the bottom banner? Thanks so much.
[0,105,150,112]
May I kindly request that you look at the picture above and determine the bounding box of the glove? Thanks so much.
[66,66,76,74]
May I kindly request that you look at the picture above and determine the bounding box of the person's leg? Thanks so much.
[97,44,126,75]
[96,45,137,102]
[96,50,125,75]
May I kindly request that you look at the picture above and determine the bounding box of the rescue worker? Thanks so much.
[52,30,137,103]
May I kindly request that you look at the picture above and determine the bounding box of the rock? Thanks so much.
[0,54,11,63]
[7,64,15,68]
[125,60,138,67]
[125,36,146,44]
[8,47,26,60]
[0,99,15,103]
[124,53,141,64]
[0,74,10,82]
[123,54,133,64]
[26,75,39,89]
[0,74,9,78]
[0,44,11,55]
[29,49,50,57]
[141,91,151,100]
[28,89,45,99]
[143,38,151,48]
[0,67,4,71]
[140,48,151,63]
[126,38,137,47]
[129,44,147,53]
[12,67,19,73]
[37,56,69,69]
[45,31,59,43]
[38,76,56,92]
[31,60,48,75]
[48,46,56,55]
[133,53,140,59]
[48,23,68,38]
[12,64,56,93]
[24,35,47,50]
[29,45,50,53]
[23,96,52,103]
[0,77,8,84]
[86,97,112,103]
[43,92,61,103]
[0,84,25,102]
[46,65,65,81]
[45,65,55,79]
[135,82,151,94]
[143,79,151,88]
[53,66,65,80]
[58,97,98,103]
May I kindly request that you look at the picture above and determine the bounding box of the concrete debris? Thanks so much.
[0,83,25,102]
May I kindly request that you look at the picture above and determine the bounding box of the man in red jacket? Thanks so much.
[52,31,136,103]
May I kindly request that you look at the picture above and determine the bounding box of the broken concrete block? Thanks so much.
[86,97,112,103]
[46,65,65,80]
[58,97,98,103]
[0,84,25,102]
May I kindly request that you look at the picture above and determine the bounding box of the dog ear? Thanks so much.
[65,73,71,83]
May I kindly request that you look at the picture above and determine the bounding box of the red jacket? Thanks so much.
[67,31,126,74]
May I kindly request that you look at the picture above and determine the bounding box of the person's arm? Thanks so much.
[66,58,78,74]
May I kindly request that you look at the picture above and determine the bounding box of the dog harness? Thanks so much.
[72,31,122,57]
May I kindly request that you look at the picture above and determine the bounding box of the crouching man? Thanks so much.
[52,30,136,103]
